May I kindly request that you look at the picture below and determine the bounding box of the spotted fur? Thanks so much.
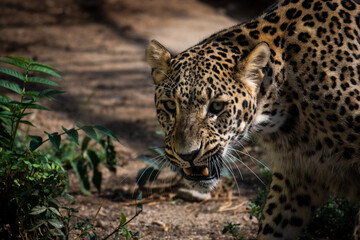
[145,0,360,239]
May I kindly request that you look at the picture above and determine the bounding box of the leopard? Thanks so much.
[145,0,360,239]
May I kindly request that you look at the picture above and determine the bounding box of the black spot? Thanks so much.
[242,100,248,108]
[273,172,284,180]
[274,213,283,225]
[264,12,280,23]
[286,8,302,20]
[343,147,355,159]
[249,30,260,40]
[263,224,274,234]
[279,104,299,133]
[347,134,357,143]
[280,23,288,31]
[272,185,283,193]
[326,2,338,11]
[290,217,303,227]
[273,36,281,47]
[286,44,301,53]
[315,11,328,23]
[316,141,323,150]
[279,195,287,203]
[236,34,249,46]
[302,0,313,9]
[287,22,297,36]
[339,10,352,24]
[341,0,356,10]
[223,31,235,38]
[313,1,323,11]
[296,194,311,207]
[245,21,259,29]
[324,137,334,148]
[298,32,311,43]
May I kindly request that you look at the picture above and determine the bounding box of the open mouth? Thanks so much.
[181,160,222,181]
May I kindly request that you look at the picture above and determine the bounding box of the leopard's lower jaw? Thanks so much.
[183,178,220,193]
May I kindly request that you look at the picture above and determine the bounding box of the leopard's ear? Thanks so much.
[237,42,270,95]
[145,40,171,84]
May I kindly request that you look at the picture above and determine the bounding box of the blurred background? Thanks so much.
[0,0,273,239]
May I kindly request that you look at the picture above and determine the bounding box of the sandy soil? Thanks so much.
[0,0,273,239]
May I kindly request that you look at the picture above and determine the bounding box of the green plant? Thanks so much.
[45,133,118,195]
[104,193,143,240]
[222,222,244,240]
[136,146,168,188]
[0,56,119,239]
[0,56,70,239]
[72,193,142,240]
[300,198,359,240]
[249,186,268,221]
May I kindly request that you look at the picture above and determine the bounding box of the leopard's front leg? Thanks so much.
[257,169,327,240]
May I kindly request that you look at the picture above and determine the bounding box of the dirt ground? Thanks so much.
[0,0,274,239]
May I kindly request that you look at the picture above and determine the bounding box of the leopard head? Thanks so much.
[145,40,270,192]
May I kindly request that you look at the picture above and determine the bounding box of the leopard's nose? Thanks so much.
[178,148,200,163]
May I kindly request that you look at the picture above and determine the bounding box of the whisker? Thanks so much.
[229,144,268,170]
[235,142,269,170]
[218,155,241,195]
[224,153,244,181]
[230,148,266,186]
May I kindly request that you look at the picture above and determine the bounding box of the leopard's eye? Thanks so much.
[164,100,176,113]
[209,101,225,115]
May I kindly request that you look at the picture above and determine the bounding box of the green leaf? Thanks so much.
[0,111,13,118]
[29,205,47,215]
[0,67,25,81]
[137,155,166,170]
[94,125,119,142]
[137,192,142,201]
[31,61,58,72]
[28,65,62,78]
[28,220,46,231]
[136,167,160,187]
[5,56,30,65]
[0,95,11,104]
[81,135,91,151]
[49,207,61,216]
[23,103,49,111]
[92,169,102,193]
[0,59,28,70]
[49,197,61,208]
[0,123,11,140]
[155,131,165,136]
[48,132,61,151]
[19,120,35,127]
[27,77,60,86]
[29,135,43,151]
[120,212,126,226]
[48,218,64,229]
[70,157,91,195]
[87,150,100,168]
[80,125,98,141]
[88,150,102,193]
[148,146,165,157]
[38,89,65,97]
[62,126,79,145]
[0,80,22,94]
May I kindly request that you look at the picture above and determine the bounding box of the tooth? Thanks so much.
[183,168,192,176]
[202,167,209,176]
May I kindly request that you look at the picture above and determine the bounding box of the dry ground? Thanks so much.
[0,0,273,239]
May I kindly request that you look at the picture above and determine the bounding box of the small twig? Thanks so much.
[75,200,105,240]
